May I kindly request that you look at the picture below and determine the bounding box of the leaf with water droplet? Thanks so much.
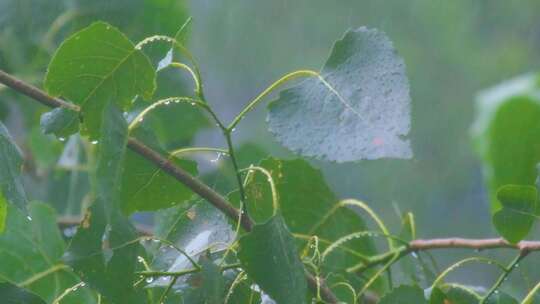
[0,121,28,212]
[0,202,93,303]
[65,103,145,303]
[238,214,307,304]
[268,27,412,162]
[44,21,156,139]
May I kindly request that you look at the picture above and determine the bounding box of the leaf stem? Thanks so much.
[170,147,229,157]
[227,69,320,131]
[479,252,528,304]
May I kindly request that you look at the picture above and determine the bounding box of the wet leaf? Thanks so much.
[379,285,427,304]
[0,282,46,304]
[236,158,377,272]
[0,202,94,303]
[44,21,156,139]
[268,27,412,162]
[65,103,144,303]
[238,214,307,304]
[0,121,28,212]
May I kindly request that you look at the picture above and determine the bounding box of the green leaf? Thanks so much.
[0,193,6,233]
[472,73,540,211]
[492,184,537,243]
[44,21,156,139]
[236,158,376,271]
[120,127,197,214]
[0,282,46,304]
[0,202,94,303]
[379,285,427,304]
[238,214,307,304]
[65,103,144,303]
[487,292,518,304]
[0,121,28,212]
[152,201,233,281]
[40,107,80,139]
[183,255,226,304]
[268,27,412,162]
[430,285,480,304]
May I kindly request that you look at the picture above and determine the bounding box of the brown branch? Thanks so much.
[356,237,540,275]
[0,70,338,303]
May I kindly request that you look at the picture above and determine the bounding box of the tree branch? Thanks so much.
[0,70,338,303]
[356,237,540,274]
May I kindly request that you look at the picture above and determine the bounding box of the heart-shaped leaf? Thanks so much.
[492,184,537,243]
[44,21,156,139]
[268,27,412,162]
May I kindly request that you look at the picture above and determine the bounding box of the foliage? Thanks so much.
[0,3,539,304]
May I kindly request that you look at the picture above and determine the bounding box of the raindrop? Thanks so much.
[80,282,86,287]
[26,215,33,221]
[210,153,223,163]
[164,101,170,105]
[411,252,418,259]
[137,256,145,263]
[231,127,237,132]
[59,137,66,142]
[190,102,196,106]
[145,277,154,283]
[91,140,99,145]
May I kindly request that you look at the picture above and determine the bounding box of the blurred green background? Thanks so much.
[1,0,540,296]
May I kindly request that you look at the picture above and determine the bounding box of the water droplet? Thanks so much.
[80,282,86,287]
[210,152,223,163]
[137,256,145,263]
[411,252,418,259]
[145,277,154,283]
[91,140,99,145]
[164,101,170,105]
[59,137,66,142]
[190,102,196,106]
[231,127,237,132]
[26,215,33,221]
[138,117,144,122]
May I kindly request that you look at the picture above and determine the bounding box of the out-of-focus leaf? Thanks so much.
[40,107,79,139]
[472,73,540,212]
[0,282,46,304]
[0,202,94,303]
[236,158,376,272]
[238,214,307,304]
[268,27,412,162]
[65,103,144,303]
[120,127,197,214]
[492,184,537,243]
[71,0,189,39]
[27,127,63,168]
[0,193,6,233]
[379,285,427,304]
[487,292,519,304]
[44,22,156,139]
[0,121,28,211]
